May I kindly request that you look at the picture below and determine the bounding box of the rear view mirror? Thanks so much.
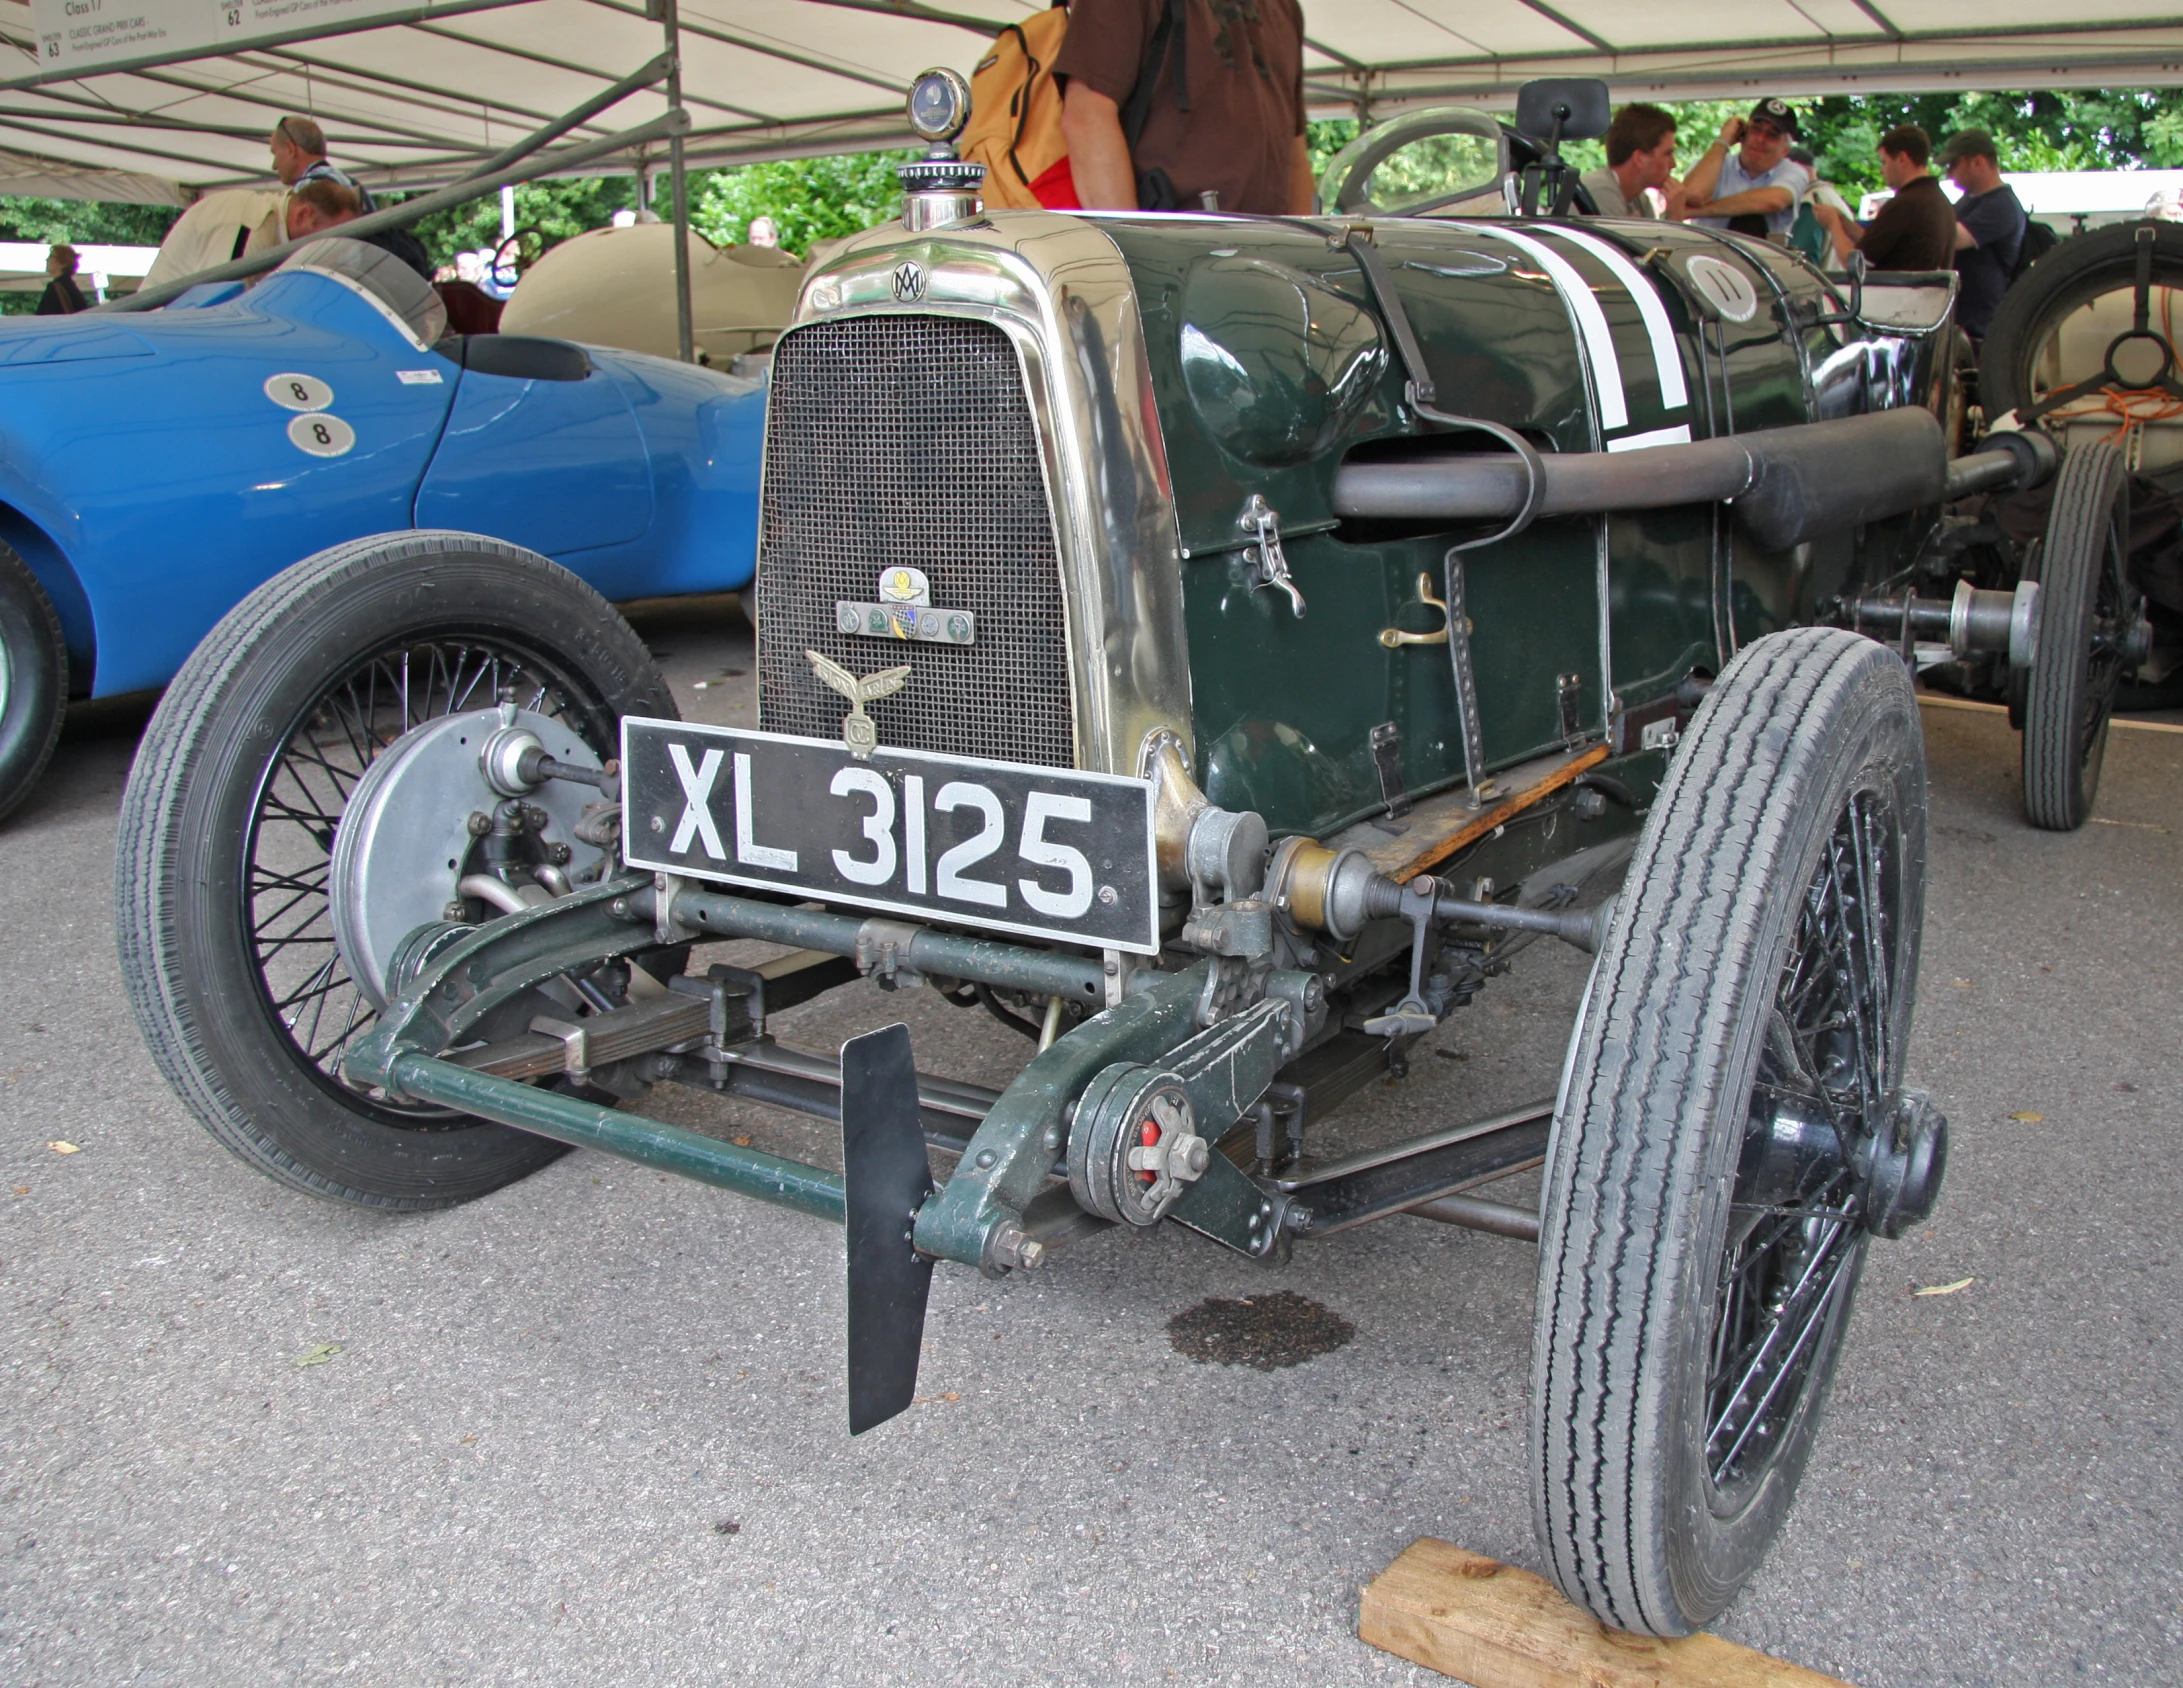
[1510,78,1609,216]
[1515,79,1610,145]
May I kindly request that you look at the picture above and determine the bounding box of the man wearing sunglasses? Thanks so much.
[1678,97,1810,239]
[268,115,375,213]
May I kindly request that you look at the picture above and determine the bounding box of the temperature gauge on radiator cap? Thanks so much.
[907,67,971,146]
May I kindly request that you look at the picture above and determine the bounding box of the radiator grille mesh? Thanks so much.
[756,313,1075,769]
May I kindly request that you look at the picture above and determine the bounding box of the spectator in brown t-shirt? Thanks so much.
[1054,0,1312,215]
[1809,125,1958,272]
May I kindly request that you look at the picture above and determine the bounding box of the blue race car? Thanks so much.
[0,238,765,821]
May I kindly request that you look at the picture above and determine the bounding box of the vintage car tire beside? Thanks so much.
[1533,626,1929,1636]
[1974,219,2180,729]
[1978,218,2183,427]
[2021,438,2135,831]
[115,531,676,1211]
[0,541,66,823]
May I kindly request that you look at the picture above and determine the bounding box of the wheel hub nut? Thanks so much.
[1068,1067,1211,1227]
[1863,1089,1948,1239]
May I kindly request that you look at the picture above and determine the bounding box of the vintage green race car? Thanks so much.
[117,76,2109,1639]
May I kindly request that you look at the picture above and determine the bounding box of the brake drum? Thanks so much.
[329,705,604,1006]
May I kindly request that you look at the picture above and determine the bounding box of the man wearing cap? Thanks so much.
[1677,98,1810,239]
[1807,125,1958,272]
[1938,128,2027,341]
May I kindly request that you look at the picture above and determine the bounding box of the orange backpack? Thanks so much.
[960,6,1074,210]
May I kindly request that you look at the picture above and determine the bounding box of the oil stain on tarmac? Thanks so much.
[1167,1290,1356,1370]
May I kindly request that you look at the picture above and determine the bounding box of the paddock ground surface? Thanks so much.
[3,596,2176,1685]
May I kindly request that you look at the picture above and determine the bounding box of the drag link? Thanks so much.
[1267,839,1613,953]
[618,883,1109,1004]
[1361,873,1614,954]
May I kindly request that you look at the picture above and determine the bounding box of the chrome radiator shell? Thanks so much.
[755,213,1192,778]
[756,312,1075,769]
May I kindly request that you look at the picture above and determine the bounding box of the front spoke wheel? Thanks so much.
[1532,628,1930,1636]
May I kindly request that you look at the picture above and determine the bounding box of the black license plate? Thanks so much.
[620,719,1160,954]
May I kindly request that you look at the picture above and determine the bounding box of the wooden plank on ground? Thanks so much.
[1359,1540,1856,1688]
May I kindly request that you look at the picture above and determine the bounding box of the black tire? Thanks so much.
[1979,220,2183,422]
[1531,627,1926,1637]
[116,531,675,1210]
[2022,441,2132,831]
[0,541,67,825]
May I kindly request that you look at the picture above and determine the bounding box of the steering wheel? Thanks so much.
[1317,108,1510,219]
[489,227,544,293]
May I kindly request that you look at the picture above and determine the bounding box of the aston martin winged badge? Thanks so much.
[805,649,912,759]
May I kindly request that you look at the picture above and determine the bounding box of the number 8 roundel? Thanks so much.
[285,412,356,458]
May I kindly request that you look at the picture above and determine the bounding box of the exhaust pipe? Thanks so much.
[1943,428,2058,500]
[1333,407,1972,551]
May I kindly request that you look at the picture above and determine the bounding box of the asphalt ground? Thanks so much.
[4,593,2179,1686]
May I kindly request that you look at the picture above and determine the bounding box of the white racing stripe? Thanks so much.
[1606,423,1694,453]
[1464,224,1629,433]
[1541,225,1691,414]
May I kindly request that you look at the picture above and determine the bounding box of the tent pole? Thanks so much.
[662,0,695,363]
[454,50,675,184]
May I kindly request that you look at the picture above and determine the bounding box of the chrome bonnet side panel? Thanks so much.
[793,212,1192,778]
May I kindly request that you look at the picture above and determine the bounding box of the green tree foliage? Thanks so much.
[0,195,180,245]
[1800,89,2183,186]
[690,149,915,255]
[398,151,920,267]
[391,176,640,269]
[3,83,2176,312]
[0,196,183,314]
[1306,118,1360,179]
[1558,89,2183,197]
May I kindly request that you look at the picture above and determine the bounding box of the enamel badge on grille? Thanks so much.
[836,565,977,646]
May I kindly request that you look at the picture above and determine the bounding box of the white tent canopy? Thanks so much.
[0,0,2178,200]
[0,140,187,201]
[1305,2,2183,111]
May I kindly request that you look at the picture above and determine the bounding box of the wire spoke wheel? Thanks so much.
[1705,787,1898,1503]
[244,636,614,1114]
[117,533,674,1210]
[1532,628,1929,1637]
[2083,537,2131,764]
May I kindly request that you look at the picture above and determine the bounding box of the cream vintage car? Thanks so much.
[499,218,803,370]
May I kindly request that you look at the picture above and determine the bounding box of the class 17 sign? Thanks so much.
[31,0,478,76]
